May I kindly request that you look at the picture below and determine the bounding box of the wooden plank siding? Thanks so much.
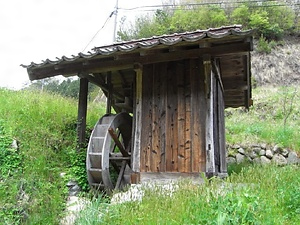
[140,59,207,173]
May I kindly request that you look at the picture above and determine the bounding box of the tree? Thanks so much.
[26,77,97,100]
[118,0,296,41]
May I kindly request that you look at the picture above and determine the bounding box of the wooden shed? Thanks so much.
[22,25,253,190]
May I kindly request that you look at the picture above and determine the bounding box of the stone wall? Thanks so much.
[227,144,300,166]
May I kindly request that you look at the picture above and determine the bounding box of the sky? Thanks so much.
[0,0,164,90]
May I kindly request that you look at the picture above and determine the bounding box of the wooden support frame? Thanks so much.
[204,56,216,177]
[77,77,88,149]
[106,72,113,114]
[108,128,130,157]
[132,63,143,172]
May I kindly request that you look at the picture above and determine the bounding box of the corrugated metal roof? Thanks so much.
[21,25,252,69]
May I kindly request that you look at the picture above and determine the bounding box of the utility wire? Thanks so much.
[82,11,115,52]
[119,1,299,11]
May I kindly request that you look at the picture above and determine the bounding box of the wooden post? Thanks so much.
[217,83,227,175]
[204,56,216,177]
[106,72,113,114]
[77,77,88,150]
[132,63,143,173]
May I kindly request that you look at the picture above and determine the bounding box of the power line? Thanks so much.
[118,1,299,12]
[82,11,115,52]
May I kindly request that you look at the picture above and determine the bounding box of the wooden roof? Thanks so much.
[22,25,253,108]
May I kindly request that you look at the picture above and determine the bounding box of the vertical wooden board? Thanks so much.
[177,60,187,172]
[212,72,220,171]
[183,61,192,172]
[205,59,216,174]
[140,65,153,172]
[159,63,167,172]
[165,61,178,172]
[197,59,207,172]
[218,83,227,173]
[190,59,201,172]
[150,63,160,172]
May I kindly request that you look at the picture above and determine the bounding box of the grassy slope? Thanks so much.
[0,89,103,224]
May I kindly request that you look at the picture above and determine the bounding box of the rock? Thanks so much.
[69,185,81,196]
[253,147,262,154]
[236,153,245,164]
[265,150,273,159]
[259,150,266,156]
[66,180,78,187]
[66,180,81,196]
[232,144,241,149]
[249,151,258,159]
[60,172,66,178]
[273,145,282,154]
[281,149,289,157]
[227,157,236,164]
[251,144,261,148]
[260,143,267,149]
[238,148,245,155]
[11,139,18,149]
[261,156,271,165]
[272,154,287,166]
[287,151,299,164]
[253,157,261,164]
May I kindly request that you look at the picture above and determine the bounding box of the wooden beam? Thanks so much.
[115,160,127,190]
[108,128,129,157]
[106,72,113,114]
[132,64,143,173]
[77,77,88,150]
[28,42,252,79]
[79,73,125,101]
[204,58,216,176]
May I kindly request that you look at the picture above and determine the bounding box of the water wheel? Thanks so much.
[86,112,132,191]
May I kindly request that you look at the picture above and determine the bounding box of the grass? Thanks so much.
[76,164,300,224]
[0,88,104,224]
[226,85,300,152]
[0,84,299,224]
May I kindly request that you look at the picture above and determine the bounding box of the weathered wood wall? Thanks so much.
[139,59,207,173]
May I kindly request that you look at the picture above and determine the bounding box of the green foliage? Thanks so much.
[0,88,103,224]
[118,1,297,42]
[257,35,277,54]
[231,2,295,40]
[26,77,98,99]
[118,4,228,41]
[76,165,300,224]
[68,148,90,192]
[0,121,22,179]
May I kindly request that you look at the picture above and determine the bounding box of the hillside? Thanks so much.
[252,36,300,86]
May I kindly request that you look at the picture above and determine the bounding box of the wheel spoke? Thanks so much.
[108,128,129,157]
[115,160,127,190]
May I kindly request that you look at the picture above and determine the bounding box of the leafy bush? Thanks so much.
[118,1,297,42]
[257,35,275,54]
